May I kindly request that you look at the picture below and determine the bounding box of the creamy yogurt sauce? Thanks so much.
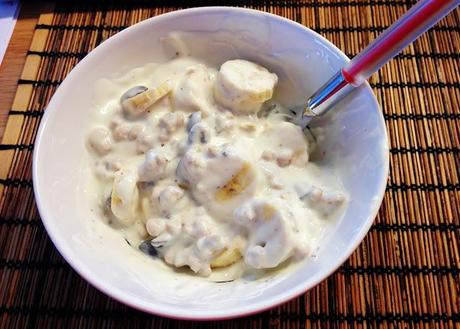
[86,56,347,278]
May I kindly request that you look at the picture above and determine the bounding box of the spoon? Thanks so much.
[292,0,459,128]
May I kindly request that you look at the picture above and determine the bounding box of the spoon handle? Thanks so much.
[304,0,459,117]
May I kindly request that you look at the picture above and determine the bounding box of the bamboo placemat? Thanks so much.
[1,1,459,328]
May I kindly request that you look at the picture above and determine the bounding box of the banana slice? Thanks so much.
[172,64,214,114]
[121,80,173,117]
[262,121,309,166]
[211,246,242,268]
[177,145,258,221]
[111,169,139,225]
[234,199,298,269]
[214,163,253,202]
[214,59,278,115]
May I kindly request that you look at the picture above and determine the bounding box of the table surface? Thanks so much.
[0,3,44,140]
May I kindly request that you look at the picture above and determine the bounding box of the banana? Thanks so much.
[262,121,310,166]
[236,200,297,269]
[178,145,258,221]
[247,89,274,103]
[121,80,173,117]
[214,59,278,115]
[171,64,213,114]
[111,169,139,225]
[214,163,253,202]
[211,247,242,268]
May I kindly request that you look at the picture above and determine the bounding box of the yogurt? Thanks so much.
[86,57,347,277]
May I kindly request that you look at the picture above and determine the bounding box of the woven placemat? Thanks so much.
[1,1,459,328]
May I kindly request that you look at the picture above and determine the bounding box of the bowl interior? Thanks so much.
[33,7,388,319]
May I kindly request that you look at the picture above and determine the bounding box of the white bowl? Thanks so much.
[33,7,389,320]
